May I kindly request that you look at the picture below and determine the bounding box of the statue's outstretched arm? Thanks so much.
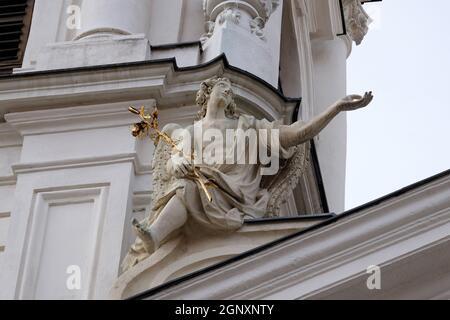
[279,92,373,148]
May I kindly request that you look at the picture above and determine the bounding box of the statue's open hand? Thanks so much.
[338,91,373,112]
[171,154,194,178]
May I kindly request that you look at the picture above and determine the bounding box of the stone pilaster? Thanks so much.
[201,0,280,43]
[201,0,282,86]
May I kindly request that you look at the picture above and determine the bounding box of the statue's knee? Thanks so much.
[174,179,199,202]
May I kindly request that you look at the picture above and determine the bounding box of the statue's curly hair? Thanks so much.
[196,77,238,120]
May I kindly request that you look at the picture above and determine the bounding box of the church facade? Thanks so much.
[1,0,449,300]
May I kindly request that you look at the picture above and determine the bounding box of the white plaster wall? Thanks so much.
[21,0,68,69]
[31,199,101,299]
[23,0,284,86]
[0,126,22,266]
[279,2,302,97]
[0,163,135,299]
[0,102,144,299]
[264,0,284,84]
[179,0,206,42]
[19,126,135,163]
[0,147,20,178]
[0,183,14,282]
[0,185,15,267]
[22,0,190,70]
[77,0,153,39]
[0,186,13,248]
[148,0,185,44]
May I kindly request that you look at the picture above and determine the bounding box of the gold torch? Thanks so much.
[129,106,213,202]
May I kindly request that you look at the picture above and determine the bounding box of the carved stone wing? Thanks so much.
[150,123,182,213]
[262,141,311,217]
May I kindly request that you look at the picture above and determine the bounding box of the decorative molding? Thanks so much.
[291,0,315,121]
[17,186,109,299]
[201,0,280,43]
[0,157,136,299]
[5,101,155,136]
[0,55,298,124]
[200,21,216,44]
[303,0,317,34]
[0,212,11,219]
[330,0,345,36]
[249,16,267,40]
[0,123,22,148]
[218,7,242,25]
[11,153,152,176]
[342,0,372,45]
[0,176,16,187]
[0,212,10,248]
[74,28,132,41]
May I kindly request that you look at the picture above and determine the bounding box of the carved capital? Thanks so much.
[217,7,242,25]
[201,0,279,43]
[343,0,372,45]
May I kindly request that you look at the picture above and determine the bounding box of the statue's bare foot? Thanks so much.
[132,218,155,254]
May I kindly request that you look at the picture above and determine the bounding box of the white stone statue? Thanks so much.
[122,77,373,271]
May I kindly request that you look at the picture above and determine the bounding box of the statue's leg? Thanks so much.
[133,194,188,253]
[131,219,154,253]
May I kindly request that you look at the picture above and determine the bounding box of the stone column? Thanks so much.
[201,0,282,86]
[75,0,153,40]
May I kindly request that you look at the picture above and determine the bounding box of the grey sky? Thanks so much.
[346,0,450,209]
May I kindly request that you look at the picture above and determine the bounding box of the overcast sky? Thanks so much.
[346,0,450,209]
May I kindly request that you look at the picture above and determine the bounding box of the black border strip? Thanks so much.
[151,41,203,53]
[244,213,336,225]
[130,168,450,300]
[337,0,348,36]
[311,141,330,213]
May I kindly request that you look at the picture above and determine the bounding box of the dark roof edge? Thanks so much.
[151,41,203,53]
[341,168,450,219]
[130,168,450,300]
[311,140,330,213]
[0,53,300,104]
[244,213,336,225]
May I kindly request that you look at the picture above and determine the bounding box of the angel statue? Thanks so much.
[121,76,373,271]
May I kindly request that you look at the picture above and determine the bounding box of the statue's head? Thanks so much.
[196,77,238,119]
